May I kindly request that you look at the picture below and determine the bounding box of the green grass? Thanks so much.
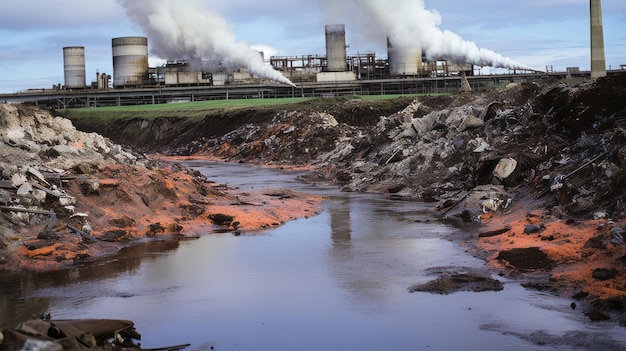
[57,93,447,122]
[58,97,318,121]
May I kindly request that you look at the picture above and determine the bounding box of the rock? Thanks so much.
[11,173,27,188]
[408,273,504,294]
[610,227,624,245]
[208,213,235,225]
[584,235,607,249]
[493,158,518,180]
[591,268,618,281]
[496,247,555,271]
[16,182,33,196]
[37,226,61,240]
[524,224,543,234]
[458,115,484,132]
[58,196,76,206]
[411,111,442,137]
[99,229,132,242]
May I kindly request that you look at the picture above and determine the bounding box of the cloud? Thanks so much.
[0,0,125,31]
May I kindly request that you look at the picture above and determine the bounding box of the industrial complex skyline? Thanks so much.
[1,0,625,93]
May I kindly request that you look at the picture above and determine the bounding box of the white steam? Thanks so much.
[116,0,296,87]
[318,0,532,70]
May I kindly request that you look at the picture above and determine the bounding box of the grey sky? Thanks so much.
[0,0,624,92]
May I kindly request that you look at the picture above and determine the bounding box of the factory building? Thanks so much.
[63,25,478,90]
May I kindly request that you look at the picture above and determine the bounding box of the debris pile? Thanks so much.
[0,104,321,271]
[196,75,626,315]
[0,316,190,350]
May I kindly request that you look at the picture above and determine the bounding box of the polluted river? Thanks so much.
[1,161,625,351]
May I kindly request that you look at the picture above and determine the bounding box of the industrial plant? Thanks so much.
[61,24,478,91]
[2,0,622,109]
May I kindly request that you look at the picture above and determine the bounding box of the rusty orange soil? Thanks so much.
[6,158,322,272]
[475,198,626,301]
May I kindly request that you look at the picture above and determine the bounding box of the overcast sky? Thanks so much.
[0,0,624,93]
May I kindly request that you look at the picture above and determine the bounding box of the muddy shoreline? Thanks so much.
[2,75,625,323]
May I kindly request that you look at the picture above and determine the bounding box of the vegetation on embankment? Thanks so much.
[57,95,429,153]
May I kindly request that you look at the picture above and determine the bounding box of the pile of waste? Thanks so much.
[0,315,189,350]
[0,104,144,258]
[0,103,321,272]
[198,75,626,318]
[207,76,626,219]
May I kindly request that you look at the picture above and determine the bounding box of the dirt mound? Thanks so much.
[167,76,626,317]
[0,104,321,271]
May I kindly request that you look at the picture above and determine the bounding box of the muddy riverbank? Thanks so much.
[0,103,321,272]
[1,74,624,323]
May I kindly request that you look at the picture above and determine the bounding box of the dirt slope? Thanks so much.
[0,104,321,271]
[19,74,626,320]
[86,76,624,321]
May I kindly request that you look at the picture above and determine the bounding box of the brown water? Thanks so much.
[1,162,625,351]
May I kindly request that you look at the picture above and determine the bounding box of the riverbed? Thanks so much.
[1,161,625,350]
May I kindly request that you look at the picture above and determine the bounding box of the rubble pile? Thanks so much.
[200,75,626,314]
[0,104,321,271]
[204,110,344,165]
[206,77,626,223]
[0,104,143,254]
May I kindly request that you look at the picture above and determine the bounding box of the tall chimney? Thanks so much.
[590,0,606,79]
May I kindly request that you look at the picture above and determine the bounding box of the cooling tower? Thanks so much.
[63,46,86,89]
[387,37,422,76]
[590,0,606,79]
[325,24,347,72]
[112,36,149,87]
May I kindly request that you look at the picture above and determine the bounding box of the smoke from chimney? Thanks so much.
[116,0,296,87]
[317,0,532,70]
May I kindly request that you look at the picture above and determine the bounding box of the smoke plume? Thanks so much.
[116,0,296,87]
[318,0,532,70]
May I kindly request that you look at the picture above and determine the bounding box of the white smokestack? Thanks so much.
[318,0,532,70]
[116,0,296,87]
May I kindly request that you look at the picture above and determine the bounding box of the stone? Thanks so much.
[591,268,618,281]
[610,227,624,245]
[496,247,555,271]
[493,158,518,180]
[408,273,503,294]
[524,224,543,234]
[459,115,484,132]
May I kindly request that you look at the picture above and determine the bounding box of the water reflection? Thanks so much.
[0,241,181,325]
[1,161,625,351]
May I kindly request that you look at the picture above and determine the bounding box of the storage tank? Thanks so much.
[387,37,422,76]
[325,24,347,72]
[112,36,149,87]
[63,46,86,89]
